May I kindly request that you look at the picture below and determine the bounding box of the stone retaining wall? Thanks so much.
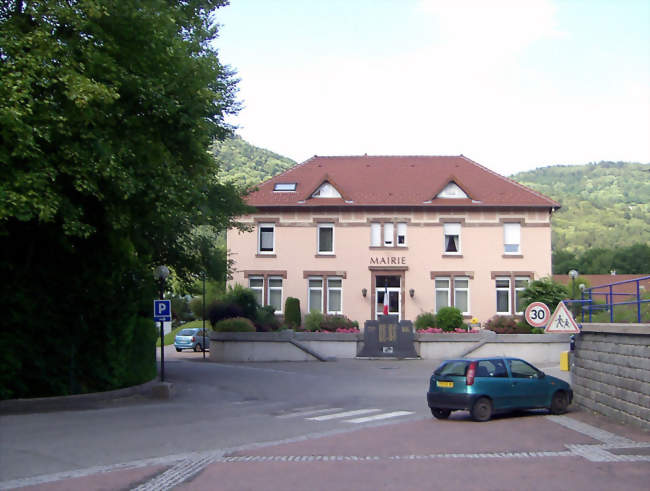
[572,324,650,429]
[209,331,570,365]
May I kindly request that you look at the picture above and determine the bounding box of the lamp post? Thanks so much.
[154,265,170,382]
[568,269,579,318]
[202,271,206,361]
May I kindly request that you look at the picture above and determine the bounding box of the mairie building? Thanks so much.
[227,155,560,326]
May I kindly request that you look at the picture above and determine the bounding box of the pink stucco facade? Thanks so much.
[227,208,554,326]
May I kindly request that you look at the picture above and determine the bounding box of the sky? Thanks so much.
[214,0,650,176]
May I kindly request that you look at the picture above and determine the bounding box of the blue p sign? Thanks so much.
[153,300,172,322]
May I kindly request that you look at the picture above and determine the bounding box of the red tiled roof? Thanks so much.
[246,155,561,209]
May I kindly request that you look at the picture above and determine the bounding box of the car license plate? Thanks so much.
[436,381,453,388]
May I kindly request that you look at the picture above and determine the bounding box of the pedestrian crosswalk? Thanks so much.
[275,406,415,424]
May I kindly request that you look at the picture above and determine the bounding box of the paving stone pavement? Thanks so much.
[4,411,650,491]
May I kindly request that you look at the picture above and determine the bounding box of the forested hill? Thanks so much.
[511,162,650,255]
[212,136,296,189]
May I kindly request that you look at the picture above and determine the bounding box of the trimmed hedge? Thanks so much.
[214,317,256,332]
[284,297,301,327]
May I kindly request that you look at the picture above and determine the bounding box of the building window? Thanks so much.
[504,223,521,254]
[370,222,407,248]
[443,223,461,254]
[435,278,450,312]
[496,277,511,314]
[454,277,470,314]
[327,278,343,314]
[268,277,283,313]
[318,224,334,254]
[383,222,394,246]
[249,277,264,306]
[370,223,381,247]
[308,278,323,313]
[258,223,275,254]
[515,277,530,314]
[273,183,296,192]
[397,223,407,247]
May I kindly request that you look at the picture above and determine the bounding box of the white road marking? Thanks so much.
[277,407,344,419]
[307,409,381,421]
[345,411,414,423]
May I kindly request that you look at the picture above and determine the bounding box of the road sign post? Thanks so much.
[525,302,551,328]
[545,301,581,333]
[154,300,172,381]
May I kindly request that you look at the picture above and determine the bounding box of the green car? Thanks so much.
[427,357,572,422]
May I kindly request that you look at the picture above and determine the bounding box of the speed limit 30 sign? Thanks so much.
[525,302,551,328]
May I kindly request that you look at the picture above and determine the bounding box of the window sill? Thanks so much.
[256,253,277,258]
[315,254,336,258]
[369,246,409,250]
[502,254,523,258]
[442,253,463,258]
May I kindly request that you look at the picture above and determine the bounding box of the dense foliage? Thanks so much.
[435,307,464,332]
[512,162,650,256]
[553,244,650,275]
[212,136,296,189]
[414,312,437,330]
[519,278,569,314]
[213,317,256,332]
[0,1,250,398]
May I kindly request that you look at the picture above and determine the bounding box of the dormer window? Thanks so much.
[436,182,468,199]
[311,182,341,198]
[274,183,297,192]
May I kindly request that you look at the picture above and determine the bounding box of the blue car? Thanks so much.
[427,357,572,421]
[174,328,210,352]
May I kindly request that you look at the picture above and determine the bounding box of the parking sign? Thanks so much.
[153,300,172,322]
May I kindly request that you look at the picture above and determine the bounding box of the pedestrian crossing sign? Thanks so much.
[545,301,580,333]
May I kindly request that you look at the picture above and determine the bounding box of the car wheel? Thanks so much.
[175,348,182,352]
[431,408,451,420]
[471,397,493,422]
[194,343,202,352]
[550,390,569,414]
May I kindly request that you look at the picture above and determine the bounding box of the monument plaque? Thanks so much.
[358,316,419,358]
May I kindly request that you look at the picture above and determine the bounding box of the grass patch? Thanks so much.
[156,320,209,346]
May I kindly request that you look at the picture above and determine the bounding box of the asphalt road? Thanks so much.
[1,349,648,490]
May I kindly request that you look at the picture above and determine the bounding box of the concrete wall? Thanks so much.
[209,331,569,365]
[572,324,650,429]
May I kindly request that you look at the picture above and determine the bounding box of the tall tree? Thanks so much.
[0,0,251,398]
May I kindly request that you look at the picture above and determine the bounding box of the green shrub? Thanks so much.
[255,305,280,332]
[531,327,545,334]
[485,315,532,333]
[436,307,463,331]
[520,278,569,314]
[207,300,244,328]
[284,297,301,327]
[222,284,259,319]
[304,311,325,331]
[320,314,357,332]
[415,312,437,330]
[214,317,256,332]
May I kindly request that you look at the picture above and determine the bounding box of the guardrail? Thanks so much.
[565,275,649,323]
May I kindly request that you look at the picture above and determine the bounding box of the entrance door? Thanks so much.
[375,275,401,320]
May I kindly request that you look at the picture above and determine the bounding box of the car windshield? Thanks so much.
[435,360,468,377]
[178,329,195,336]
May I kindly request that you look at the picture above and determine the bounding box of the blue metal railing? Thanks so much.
[566,275,649,323]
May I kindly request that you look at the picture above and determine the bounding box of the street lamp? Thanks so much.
[202,271,206,361]
[154,265,170,382]
[568,269,579,318]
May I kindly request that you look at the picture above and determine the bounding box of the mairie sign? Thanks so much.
[153,300,172,322]
[545,301,580,333]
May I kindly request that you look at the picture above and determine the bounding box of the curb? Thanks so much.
[0,378,174,415]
